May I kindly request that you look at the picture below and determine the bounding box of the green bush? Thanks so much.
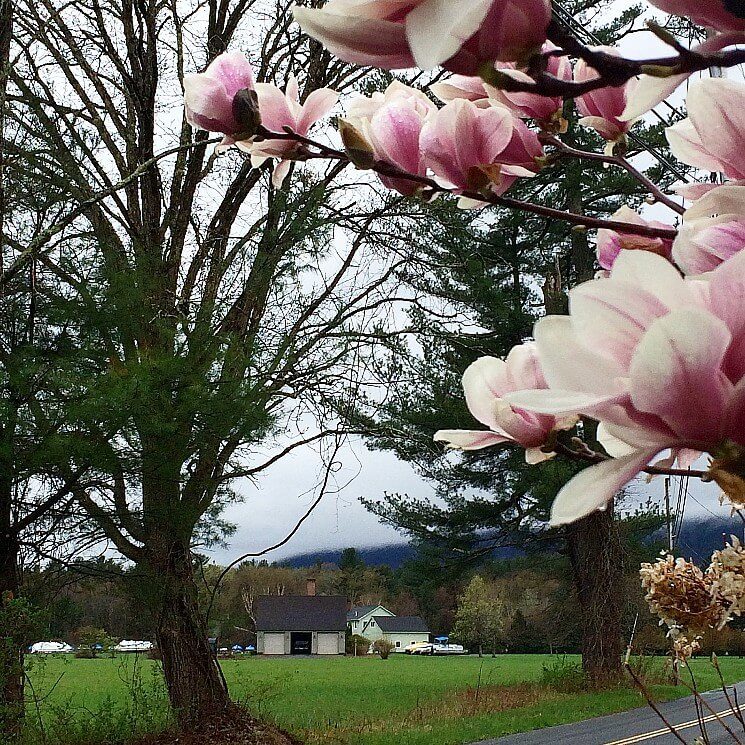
[541,655,587,692]
[346,634,371,656]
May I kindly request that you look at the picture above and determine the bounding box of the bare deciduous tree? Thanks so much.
[5,0,418,728]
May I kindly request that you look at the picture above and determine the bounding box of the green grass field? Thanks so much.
[22,653,745,744]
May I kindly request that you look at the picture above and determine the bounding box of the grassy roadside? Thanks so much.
[22,654,745,744]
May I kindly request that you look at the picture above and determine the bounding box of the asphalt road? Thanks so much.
[472,686,745,744]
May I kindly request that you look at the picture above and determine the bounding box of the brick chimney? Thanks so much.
[306,577,317,597]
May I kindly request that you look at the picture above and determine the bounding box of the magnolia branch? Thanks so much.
[552,441,708,479]
[490,19,745,98]
[255,126,679,241]
[540,134,686,216]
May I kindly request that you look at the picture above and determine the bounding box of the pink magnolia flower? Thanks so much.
[184,52,256,136]
[648,0,745,32]
[575,47,635,144]
[505,250,745,525]
[434,344,577,464]
[431,75,491,106]
[488,44,573,126]
[596,206,675,271]
[344,81,435,196]
[239,75,338,187]
[667,78,745,182]
[673,185,745,275]
[292,0,552,74]
[420,99,543,198]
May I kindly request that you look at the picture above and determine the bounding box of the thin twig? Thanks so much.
[624,662,688,744]
[712,655,745,732]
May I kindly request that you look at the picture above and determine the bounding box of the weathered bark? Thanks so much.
[145,537,230,728]
[557,123,624,686]
[0,533,24,739]
[566,505,624,686]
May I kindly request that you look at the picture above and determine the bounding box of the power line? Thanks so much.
[551,2,691,184]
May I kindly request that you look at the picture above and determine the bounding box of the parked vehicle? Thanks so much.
[408,640,468,656]
[403,641,431,655]
[114,640,153,653]
[29,641,74,654]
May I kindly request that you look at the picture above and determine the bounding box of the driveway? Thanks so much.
[472,685,745,744]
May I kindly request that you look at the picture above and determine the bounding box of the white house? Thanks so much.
[374,616,430,651]
[347,604,394,640]
[347,606,430,650]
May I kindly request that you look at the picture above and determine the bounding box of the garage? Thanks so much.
[316,632,340,655]
[254,587,347,656]
[262,633,285,655]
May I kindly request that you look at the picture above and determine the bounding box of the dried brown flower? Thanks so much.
[708,536,745,625]
[640,554,725,634]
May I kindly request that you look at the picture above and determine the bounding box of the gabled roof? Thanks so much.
[374,615,429,633]
[347,604,393,621]
[347,605,376,621]
[255,595,347,632]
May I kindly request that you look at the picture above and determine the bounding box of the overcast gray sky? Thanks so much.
[205,436,731,566]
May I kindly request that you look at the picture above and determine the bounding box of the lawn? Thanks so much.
[22,653,745,744]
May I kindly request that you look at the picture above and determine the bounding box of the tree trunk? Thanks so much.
[566,504,623,687]
[0,533,24,739]
[146,538,230,728]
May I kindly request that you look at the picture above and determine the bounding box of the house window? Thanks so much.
[353,621,357,627]
[370,621,375,626]
[396,641,401,648]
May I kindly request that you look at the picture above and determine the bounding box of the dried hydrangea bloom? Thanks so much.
[640,554,725,634]
[670,632,702,664]
[708,537,745,624]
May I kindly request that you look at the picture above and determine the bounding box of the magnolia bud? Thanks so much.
[337,119,375,169]
[232,88,261,138]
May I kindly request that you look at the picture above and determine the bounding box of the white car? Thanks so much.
[432,643,467,655]
[29,641,74,654]
[114,640,153,653]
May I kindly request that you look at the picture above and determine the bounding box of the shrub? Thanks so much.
[372,639,395,660]
[346,634,371,656]
[540,655,587,692]
[626,653,667,687]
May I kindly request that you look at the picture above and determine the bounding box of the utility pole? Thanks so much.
[665,477,674,553]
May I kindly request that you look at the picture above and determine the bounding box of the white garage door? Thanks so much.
[316,633,339,655]
[263,633,285,655]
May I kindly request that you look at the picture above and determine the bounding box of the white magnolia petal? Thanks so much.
[525,447,555,465]
[405,0,493,70]
[504,388,623,417]
[609,251,689,309]
[597,422,637,458]
[271,159,292,188]
[461,356,508,429]
[629,307,732,442]
[433,429,510,451]
[621,71,688,122]
[569,278,670,368]
[550,448,660,526]
[533,316,625,395]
